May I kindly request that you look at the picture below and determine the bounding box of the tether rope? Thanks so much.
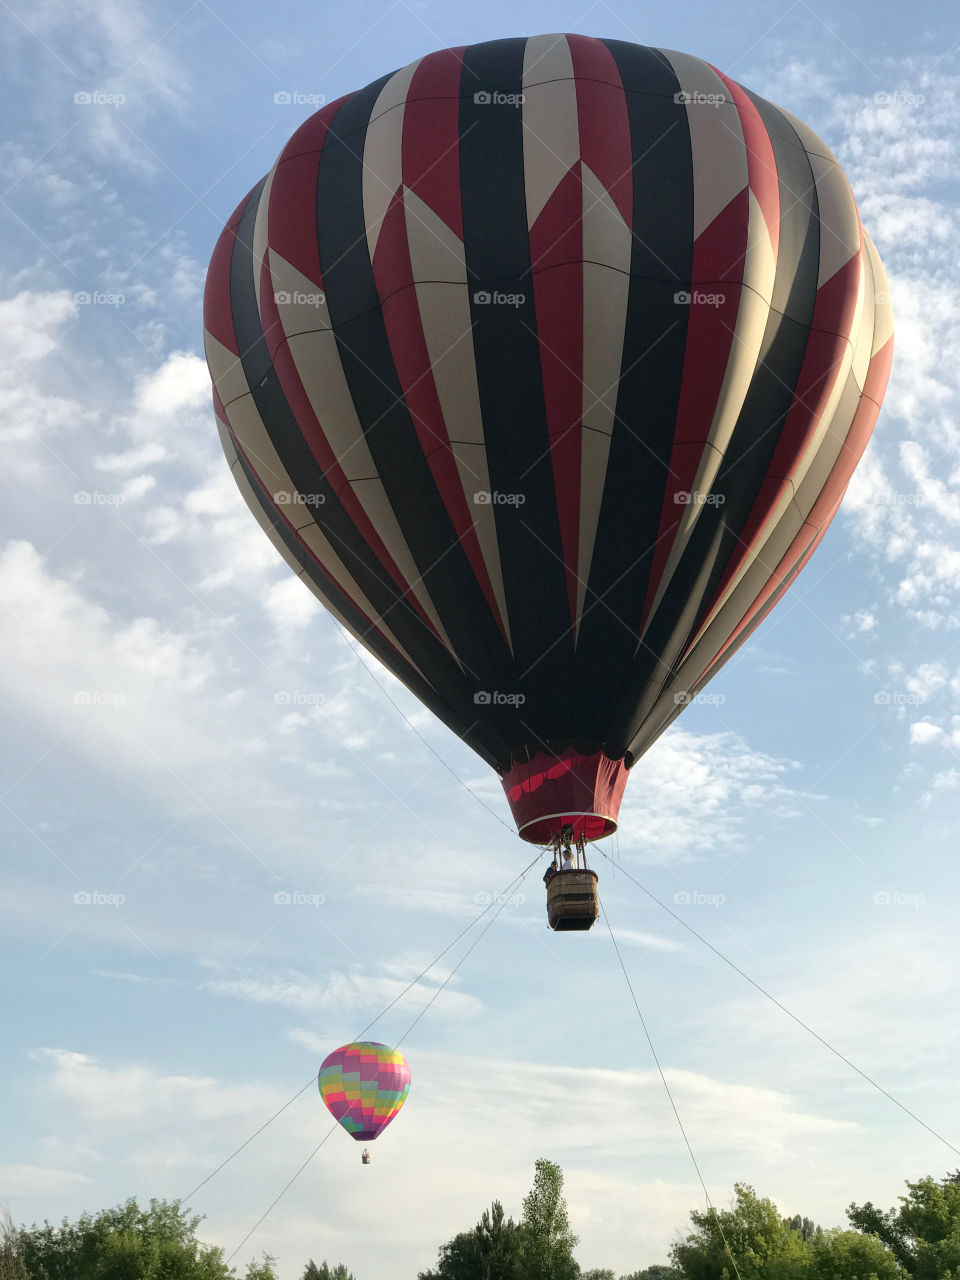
[603,851,960,1158]
[600,894,744,1280]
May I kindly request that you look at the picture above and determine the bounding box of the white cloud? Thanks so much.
[909,721,943,745]
[617,729,802,858]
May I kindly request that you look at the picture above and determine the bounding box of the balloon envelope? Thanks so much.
[318,1041,411,1141]
[204,36,893,843]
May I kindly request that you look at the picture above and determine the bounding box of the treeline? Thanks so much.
[3,1162,960,1279]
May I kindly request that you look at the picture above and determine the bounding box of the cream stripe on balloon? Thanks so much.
[404,187,513,647]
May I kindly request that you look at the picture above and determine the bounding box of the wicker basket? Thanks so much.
[546,869,599,931]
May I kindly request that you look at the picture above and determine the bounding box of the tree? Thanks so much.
[848,1172,960,1279]
[418,1198,524,1279]
[671,1184,808,1280]
[302,1264,356,1280]
[243,1256,278,1280]
[622,1269,682,1280]
[518,1158,579,1280]
[807,1229,905,1279]
[0,1209,28,1280]
[581,1271,616,1279]
[19,1198,231,1280]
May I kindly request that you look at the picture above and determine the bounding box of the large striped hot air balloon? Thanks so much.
[318,1042,411,1158]
[203,35,893,849]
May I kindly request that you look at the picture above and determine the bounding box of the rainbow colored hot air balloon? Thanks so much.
[318,1042,411,1155]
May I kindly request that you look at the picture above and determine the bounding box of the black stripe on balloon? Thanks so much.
[572,39,695,752]
[313,80,523,755]
[457,36,577,752]
[227,160,505,765]
[683,98,820,645]
[228,427,503,769]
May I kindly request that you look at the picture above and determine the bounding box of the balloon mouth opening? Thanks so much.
[517,811,618,844]
[501,747,630,845]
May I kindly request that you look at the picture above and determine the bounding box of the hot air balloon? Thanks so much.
[318,1041,411,1160]
[203,36,893,927]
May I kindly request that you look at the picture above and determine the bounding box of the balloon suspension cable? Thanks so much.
[602,851,960,1160]
[221,851,543,1264]
[341,630,516,833]
[180,852,543,1210]
[599,893,744,1280]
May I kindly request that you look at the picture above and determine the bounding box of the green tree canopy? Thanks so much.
[302,1263,356,1280]
[1,1208,29,1280]
[20,1198,230,1280]
[671,1184,808,1280]
[518,1158,579,1280]
[418,1198,524,1279]
[848,1172,960,1279]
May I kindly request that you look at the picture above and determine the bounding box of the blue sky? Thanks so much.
[2,0,959,1276]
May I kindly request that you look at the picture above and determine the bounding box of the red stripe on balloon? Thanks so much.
[568,35,632,226]
[403,47,466,240]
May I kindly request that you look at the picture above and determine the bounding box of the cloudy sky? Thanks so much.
[2,0,959,1276]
